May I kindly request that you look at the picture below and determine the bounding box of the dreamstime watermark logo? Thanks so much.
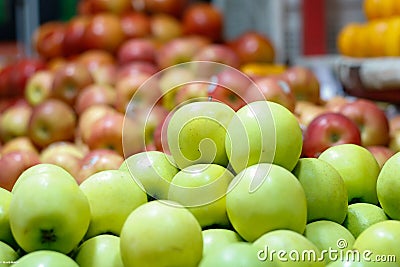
[257,239,397,263]
[121,61,277,206]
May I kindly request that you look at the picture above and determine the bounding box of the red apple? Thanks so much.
[366,145,395,169]
[51,61,94,106]
[0,150,40,191]
[150,13,183,44]
[75,83,116,114]
[82,13,126,54]
[32,21,66,59]
[25,70,54,106]
[120,12,152,39]
[302,112,362,158]
[76,49,116,74]
[0,101,32,143]
[117,38,157,65]
[144,0,188,17]
[174,82,209,107]
[182,2,223,42]
[77,0,94,15]
[339,99,390,146]
[90,0,133,14]
[192,44,241,69]
[63,16,90,56]
[76,149,124,184]
[153,110,172,154]
[324,95,349,113]
[229,31,275,65]
[244,76,296,113]
[1,137,39,156]
[90,63,118,85]
[28,99,77,148]
[116,61,159,80]
[281,66,321,104]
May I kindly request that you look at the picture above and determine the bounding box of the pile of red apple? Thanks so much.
[1,0,400,266]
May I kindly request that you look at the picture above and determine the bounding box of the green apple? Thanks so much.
[226,101,302,174]
[9,169,90,254]
[168,163,234,228]
[0,188,17,248]
[79,169,147,239]
[0,241,18,266]
[304,220,355,264]
[12,250,79,267]
[253,229,324,267]
[12,163,76,193]
[342,203,388,238]
[292,158,348,224]
[353,220,400,262]
[318,144,380,204]
[167,101,235,169]
[74,234,123,267]
[200,242,278,267]
[120,151,179,200]
[327,258,398,267]
[202,228,243,257]
[120,200,203,267]
[376,152,400,219]
[226,163,307,242]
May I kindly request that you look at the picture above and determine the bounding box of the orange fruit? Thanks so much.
[384,17,400,56]
[367,19,389,57]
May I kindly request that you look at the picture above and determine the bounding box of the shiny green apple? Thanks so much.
[120,151,179,200]
[79,169,147,239]
[202,228,243,257]
[318,144,380,204]
[292,158,348,224]
[168,163,234,228]
[167,101,235,169]
[74,234,123,267]
[226,163,307,242]
[120,200,203,267]
[342,203,388,238]
[0,241,18,266]
[0,188,17,249]
[12,250,79,267]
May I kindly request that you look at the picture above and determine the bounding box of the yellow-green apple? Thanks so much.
[167,101,235,169]
[155,36,209,70]
[327,258,397,267]
[51,62,94,106]
[318,144,380,204]
[120,150,179,200]
[28,99,77,148]
[74,234,123,267]
[304,220,355,264]
[40,141,87,178]
[82,13,125,54]
[342,203,388,238]
[302,112,362,158]
[63,16,90,57]
[389,130,400,152]
[12,250,79,267]
[201,228,242,257]
[0,188,17,248]
[366,145,395,169]
[79,169,147,239]
[0,101,32,142]
[253,229,324,267]
[244,76,296,113]
[200,242,274,267]
[77,149,124,184]
[75,84,116,115]
[90,63,117,85]
[339,99,390,146]
[117,38,157,65]
[281,66,321,104]
[9,166,90,253]
[77,104,117,144]
[168,163,234,228]
[120,12,151,39]
[226,101,303,173]
[295,101,327,127]
[1,136,38,156]
[90,0,132,15]
[0,150,40,191]
[25,70,54,106]
[226,163,307,242]
[0,241,18,265]
[208,68,251,111]
[292,158,348,224]
[150,13,183,43]
[376,151,400,219]
[120,200,203,267]
[353,220,400,263]
[192,44,241,69]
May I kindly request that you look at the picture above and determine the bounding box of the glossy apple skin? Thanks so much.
[201,229,242,257]
[76,49,116,74]
[192,44,241,69]
[90,0,133,15]
[63,16,90,57]
[74,83,116,114]
[302,112,362,158]
[32,22,66,59]
[117,38,157,65]
[0,101,33,143]
[339,98,390,147]
[11,250,79,267]
[1,136,39,156]
[120,12,151,39]
[366,145,395,169]
[150,13,183,43]
[25,70,54,107]
[144,0,189,17]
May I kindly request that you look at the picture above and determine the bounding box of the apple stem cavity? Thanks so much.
[41,228,57,244]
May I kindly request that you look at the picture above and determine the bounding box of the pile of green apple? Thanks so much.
[1,95,400,267]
